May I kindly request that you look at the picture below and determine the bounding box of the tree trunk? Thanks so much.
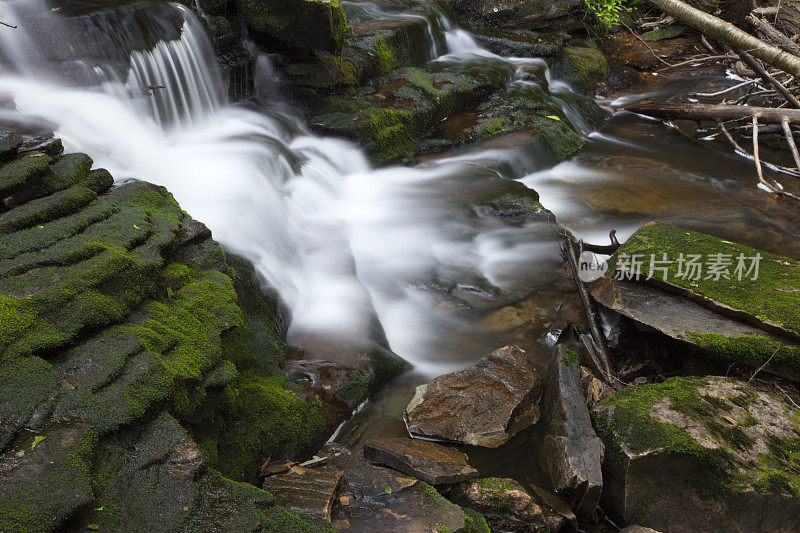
[645,0,800,76]
[621,102,800,124]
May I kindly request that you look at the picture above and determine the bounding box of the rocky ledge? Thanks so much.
[0,133,409,531]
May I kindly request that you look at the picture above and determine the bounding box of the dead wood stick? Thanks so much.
[738,50,800,108]
[719,120,800,178]
[694,79,758,97]
[563,238,621,390]
[0,20,16,29]
[748,14,800,57]
[783,118,800,169]
[752,115,800,201]
[656,54,736,71]
[645,0,800,76]
[623,102,800,124]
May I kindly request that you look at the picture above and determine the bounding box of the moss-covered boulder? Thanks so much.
[285,16,439,91]
[236,0,347,53]
[556,46,609,94]
[310,64,511,164]
[443,0,582,32]
[592,376,800,530]
[0,145,330,530]
[590,221,800,383]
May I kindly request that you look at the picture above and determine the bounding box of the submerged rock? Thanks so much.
[405,345,542,447]
[592,376,800,531]
[590,221,800,383]
[363,436,478,485]
[449,477,565,532]
[539,345,604,522]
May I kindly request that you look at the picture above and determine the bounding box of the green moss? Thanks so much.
[236,0,347,52]
[563,348,580,367]
[360,108,415,164]
[462,508,491,533]
[375,36,398,73]
[617,222,800,338]
[0,154,52,196]
[334,368,370,409]
[689,332,800,374]
[594,376,800,495]
[192,372,325,481]
[0,294,36,349]
[320,55,358,86]
[561,46,609,93]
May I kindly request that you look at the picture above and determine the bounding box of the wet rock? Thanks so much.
[0,424,96,532]
[237,0,347,53]
[262,462,344,520]
[592,376,800,531]
[539,345,604,522]
[449,477,565,532]
[310,65,509,165]
[444,0,581,32]
[619,526,662,533]
[0,144,328,528]
[18,133,64,157]
[405,345,542,447]
[590,221,800,383]
[555,46,609,94]
[363,436,478,485]
[320,442,485,532]
[0,129,23,160]
[286,359,372,434]
[472,29,568,58]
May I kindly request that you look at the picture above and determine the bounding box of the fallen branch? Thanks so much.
[622,102,800,124]
[752,115,800,201]
[645,0,800,76]
[783,118,800,169]
[737,50,800,108]
[0,20,17,29]
[747,14,800,58]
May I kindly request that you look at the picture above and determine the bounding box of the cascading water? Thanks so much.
[0,0,590,374]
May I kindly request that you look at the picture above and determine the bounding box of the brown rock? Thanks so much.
[450,477,564,532]
[363,437,478,485]
[405,345,542,447]
[262,462,344,521]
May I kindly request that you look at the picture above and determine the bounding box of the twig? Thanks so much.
[738,50,800,108]
[719,120,800,178]
[694,79,758,97]
[621,20,673,67]
[752,115,800,201]
[747,348,780,384]
[783,118,800,169]
[656,54,737,71]
[0,20,17,29]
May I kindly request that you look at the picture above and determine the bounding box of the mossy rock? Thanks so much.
[236,0,347,53]
[0,145,327,530]
[593,221,800,382]
[592,376,800,530]
[557,46,609,94]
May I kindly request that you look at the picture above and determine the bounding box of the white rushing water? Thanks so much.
[0,0,579,374]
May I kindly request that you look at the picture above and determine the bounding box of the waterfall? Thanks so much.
[0,0,573,374]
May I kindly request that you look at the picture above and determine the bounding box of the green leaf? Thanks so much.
[384,486,392,494]
[31,435,46,449]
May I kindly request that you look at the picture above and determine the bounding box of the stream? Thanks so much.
[1,0,799,497]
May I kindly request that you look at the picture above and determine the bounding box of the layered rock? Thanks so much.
[404,345,542,447]
[590,221,800,383]
[0,143,341,530]
[363,436,478,485]
[539,345,604,522]
[592,376,800,531]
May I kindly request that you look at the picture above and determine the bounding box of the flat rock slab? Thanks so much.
[592,376,800,531]
[450,477,565,532]
[405,345,542,448]
[539,345,603,522]
[320,443,479,532]
[591,221,800,383]
[262,463,344,520]
[363,436,478,485]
